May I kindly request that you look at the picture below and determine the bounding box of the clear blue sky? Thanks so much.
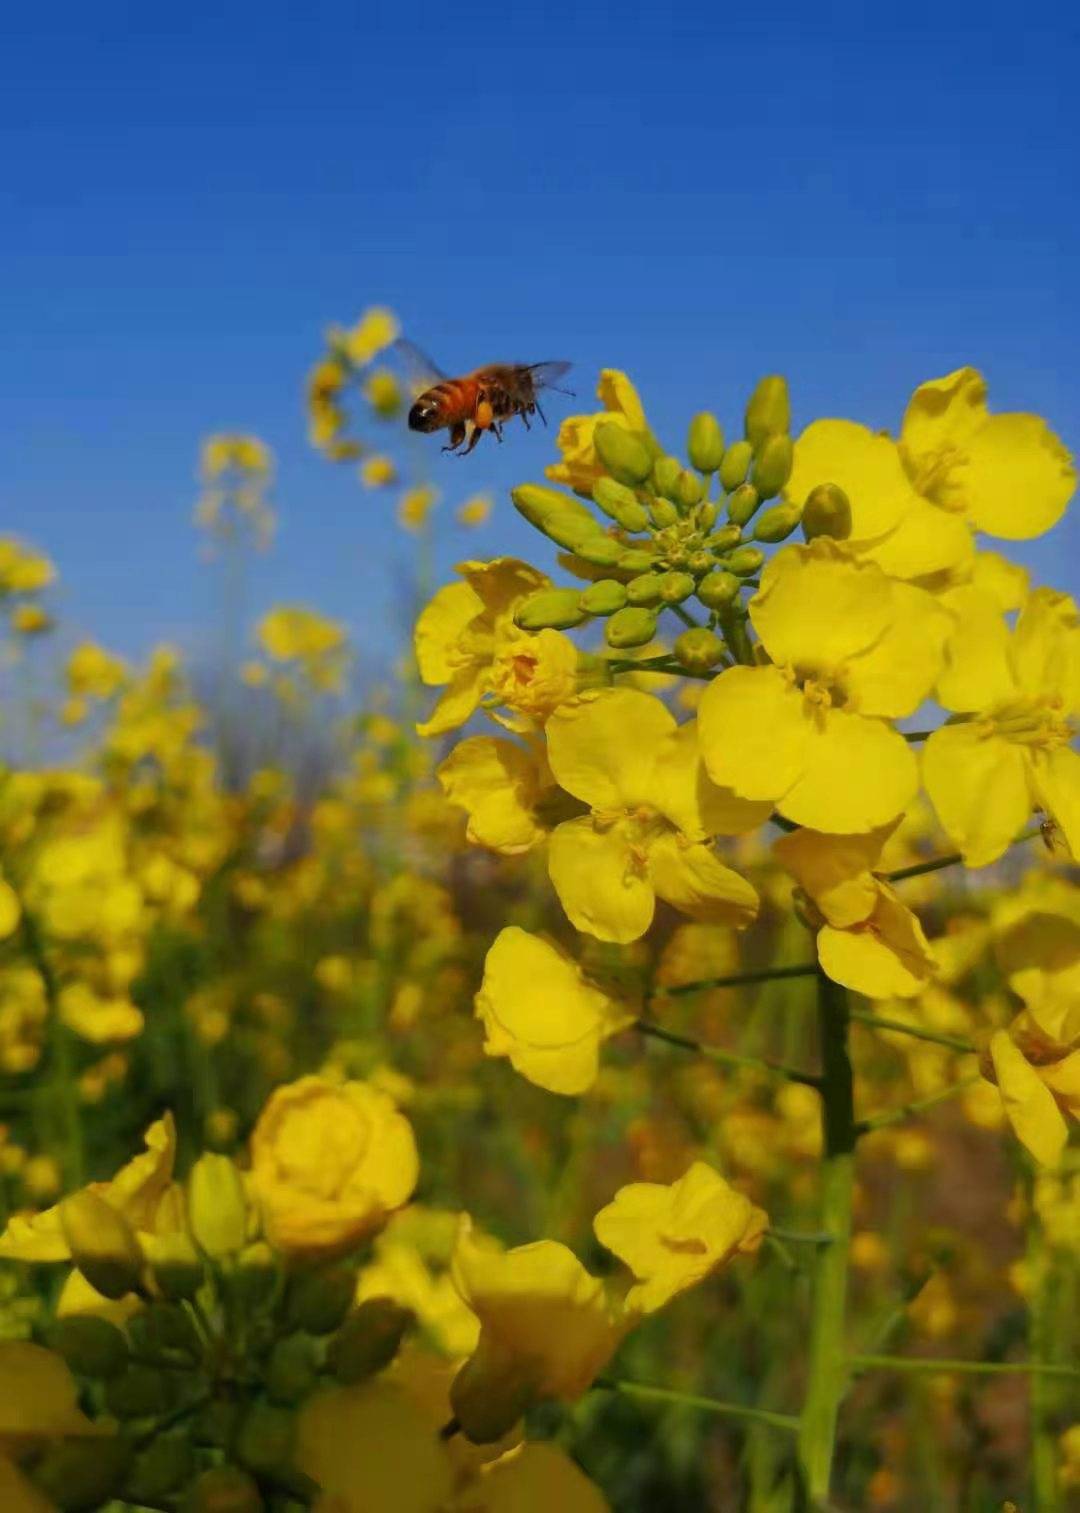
[2,2,1077,670]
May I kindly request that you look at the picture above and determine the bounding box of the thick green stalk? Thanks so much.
[797,971,856,1502]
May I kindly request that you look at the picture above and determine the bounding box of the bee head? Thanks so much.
[408,396,442,433]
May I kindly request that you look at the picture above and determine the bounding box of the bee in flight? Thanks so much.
[395,340,573,456]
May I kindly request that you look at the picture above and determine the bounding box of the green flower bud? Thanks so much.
[696,500,719,530]
[572,533,622,568]
[236,1402,296,1479]
[750,434,794,500]
[188,1153,250,1259]
[718,439,753,491]
[511,483,596,534]
[127,1301,202,1364]
[48,1315,129,1380]
[542,515,609,552]
[124,1435,195,1505]
[754,501,802,543]
[665,545,689,568]
[285,1264,356,1335]
[617,548,658,574]
[687,551,713,576]
[728,545,765,576]
[802,482,852,540]
[147,1229,205,1302]
[726,483,760,528]
[266,1332,320,1405]
[674,470,705,509]
[184,1466,264,1513]
[707,523,743,553]
[60,1191,143,1301]
[328,1298,414,1385]
[514,588,589,631]
[648,496,680,529]
[450,1352,538,1445]
[592,477,649,533]
[606,607,658,649]
[32,1437,132,1512]
[651,454,682,497]
[105,1362,177,1418]
[696,570,741,609]
[687,412,725,472]
[744,375,790,447]
[657,571,695,605]
[674,628,725,672]
[231,1240,278,1311]
[625,574,662,607]
[594,422,653,485]
[192,1398,242,1449]
[579,579,628,616]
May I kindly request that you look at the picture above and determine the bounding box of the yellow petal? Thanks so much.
[458,557,551,621]
[957,412,1076,539]
[900,367,989,457]
[1011,588,1080,709]
[548,817,654,944]
[970,549,1030,612]
[989,1031,1068,1167]
[843,581,952,718]
[645,833,759,929]
[751,540,892,673]
[545,689,674,810]
[0,1205,69,1263]
[923,725,1030,867]
[651,722,772,841]
[414,581,481,685]
[818,886,935,999]
[1029,746,1080,863]
[779,709,917,832]
[416,670,484,739]
[295,1380,453,1513]
[786,420,916,538]
[858,499,974,580]
[0,1453,55,1513]
[477,1441,611,1513]
[0,1341,107,1452]
[935,585,1017,712]
[438,737,546,854]
[772,826,891,927]
[698,666,809,803]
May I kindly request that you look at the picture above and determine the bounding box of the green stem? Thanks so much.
[850,1353,1080,1379]
[902,730,934,743]
[885,826,1042,882]
[769,1228,835,1245]
[670,603,701,629]
[634,1018,820,1087]
[651,962,818,1000]
[717,605,754,665]
[595,1376,798,1432]
[1028,1207,1063,1510]
[855,1073,982,1134]
[797,971,856,1502]
[848,1010,977,1055]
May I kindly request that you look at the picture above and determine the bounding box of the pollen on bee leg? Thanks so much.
[475,399,494,430]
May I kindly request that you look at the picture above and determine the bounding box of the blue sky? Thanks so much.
[2,2,1077,673]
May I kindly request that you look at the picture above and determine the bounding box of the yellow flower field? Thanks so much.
[0,309,1076,1511]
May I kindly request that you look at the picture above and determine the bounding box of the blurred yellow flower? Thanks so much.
[414,558,574,737]
[475,927,633,1095]
[593,1161,767,1312]
[360,454,398,488]
[985,1021,1079,1167]
[58,983,144,1044]
[0,1340,107,1452]
[365,366,404,417]
[249,1075,418,1257]
[457,493,493,528]
[924,587,1079,865]
[475,1442,611,1512]
[547,369,650,494]
[398,485,438,532]
[545,689,761,943]
[786,368,1075,578]
[774,823,937,997]
[200,434,272,479]
[0,539,55,595]
[338,306,400,367]
[9,603,51,636]
[450,1219,628,1441]
[699,540,950,831]
[66,642,127,700]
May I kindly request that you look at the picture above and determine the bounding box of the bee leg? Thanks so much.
[460,423,486,456]
[520,409,531,431]
[534,397,547,427]
[441,422,468,453]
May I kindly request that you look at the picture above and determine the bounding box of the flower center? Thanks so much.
[902,441,969,512]
[980,695,1072,749]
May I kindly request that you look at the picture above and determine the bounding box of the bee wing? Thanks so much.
[391,338,448,395]
[525,361,574,395]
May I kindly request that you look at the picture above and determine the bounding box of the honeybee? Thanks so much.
[395,340,573,455]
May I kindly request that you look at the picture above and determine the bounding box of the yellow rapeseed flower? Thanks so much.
[360,453,398,488]
[984,1019,1079,1167]
[437,735,553,854]
[774,823,937,998]
[785,368,1075,579]
[924,587,1079,865]
[398,485,438,533]
[593,1162,767,1313]
[249,1074,419,1258]
[457,493,493,528]
[0,539,56,595]
[338,306,400,367]
[414,558,577,737]
[546,369,650,494]
[9,604,52,636]
[475,927,633,1095]
[699,540,950,831]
